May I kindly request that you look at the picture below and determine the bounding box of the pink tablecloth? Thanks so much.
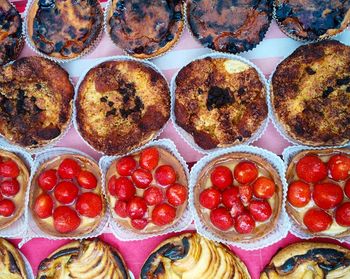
[9,1,350,278]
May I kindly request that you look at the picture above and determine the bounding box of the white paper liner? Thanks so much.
[190,145,290,250]
[170,52,270,155]
[0,144,33,239]
[20,251,35,279]
[24,147,109,243]
[23,0,104,63]
[128,270,135,279]
[99,138,192,241]
[282,144,350,243]
[73,55,171,156]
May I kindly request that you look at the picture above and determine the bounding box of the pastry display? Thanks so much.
[26,0,103,60]
[30,154,105,237]
[274,0,350,41]
[37,238,130,279]
[0,0,23,65]
[140,232,251,279]
[186,0,272,54]
[271,40,350,146]
[107,0,184,59]
[0,56,74,149]
[194,152,282,241]
[0,238,28,279]
[106,146,188,233]
[260,242,350,278]
[76,59,170,155]
[286,148,350,237]
[174,56,267,150]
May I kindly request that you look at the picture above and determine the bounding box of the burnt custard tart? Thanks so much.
[286,148,350,238]
[0,0,24,66]
[37,239,130,279]
[140,233,251,279]
[175,57,267,150]
[107,0,184,59]
[0,238,28,279]
[186,0,273,54]
[274,0,350,41]
[26,0,103,60]
[261,242,350,278]
[76,60,170,155]
[0,56,74,149]
[30,154,105,237]
[271,40,350,146]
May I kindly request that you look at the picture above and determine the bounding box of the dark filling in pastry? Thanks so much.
[140,237,189,278]
[8,251,21,275]
[206,86,234,111]
[111,251,129,279]
[275,0,350,39]
[109,0,183,56]
[38,247,80,271]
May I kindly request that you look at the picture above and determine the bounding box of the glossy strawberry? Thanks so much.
[38,169,57,191]
[140,148,159,171]
[239,184,253,205]
[0,179,19,197]
[335,202,350,227]
[54,181,79,204]
[222,187,240,209]
[328,154,350,181]
[199,188,221,209]
[127,197,147,219]
[152,203,176,226]
[229,200,245,219]
[58,158,81,179]
[77,171,97,189]
[249,200,272,222]
[0,160,19,178]
[33,193,53,219]
[0,199,15,217]
[155,165,176,186]
[131,218,148,230]
[166,183,187,207]
[109,177,135,201]
[313,183,343,210]
[253,177,275,199]
[143,186,163,206]
[303,208,332,233]
[114,200,128,218]
[234,161,258,184]
[116,156,136,176]
[235,212,255,234]
[287,181,311,207]
[53,206,81,233]
[210,207,233,231]
[76,192,103,218]
[296,155,327,183]
[132,169,153,189]
[210,166,233,191]
[345,179,350,199]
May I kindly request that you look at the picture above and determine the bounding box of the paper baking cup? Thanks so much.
[104,0,185,60]
[25,147,109,242]
[0,144,33,239]
[99,138,192,241]
[20,251,35,279]
[190,145,290,250]
[23,0,104,63]
[170,52,269,155]
[282,145,350,243]
[73,55,171,156]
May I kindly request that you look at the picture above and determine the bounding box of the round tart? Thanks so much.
[274,0,350,41]
[106,146,188,233]
[174,57,267,150]
[0,56,74,149]
[76,60,170,155]
[0,0,24,66]
[0,238,28,279]
[186,0,273,54]
[286,148,350,238]
[37,239,130,279]
[140,232,251,279]
[0,150,29,230]
[26,0,103,60]
[271,40,350,146]
[30,154,105,237]
[194,152,282,242]
[260,242,350,278]
[107,0,184,59]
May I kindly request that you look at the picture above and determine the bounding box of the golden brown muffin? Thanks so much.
[76,60,170,155]
[274,0,350,41]
[0,56,74,149]
[140,233,251,279]
[271,40,350,146]
[107,0,184,59]
[26,0,103,60]
[260,242,350,278]
[187,0,273,53]
[0,238,28,279]
[37,239,130,279]
[174,57,267,150]
[0,0,24,66]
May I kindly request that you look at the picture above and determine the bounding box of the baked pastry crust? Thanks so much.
[274,0,350,41]
[0,0,24,66]
[30,154,105,237]
[286,148,350,238]
[26,0,103,60]
[0,56,74,149]
[187,0,272,53]
[0,238,28,279]
[37,239,130,279]
[175,57,267,150]
[260,242,350,278]
[271,40,350,146]
[194,152,282,242]
[140,232,251,279]
[107,0,184,59]
[76,60,170,155]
